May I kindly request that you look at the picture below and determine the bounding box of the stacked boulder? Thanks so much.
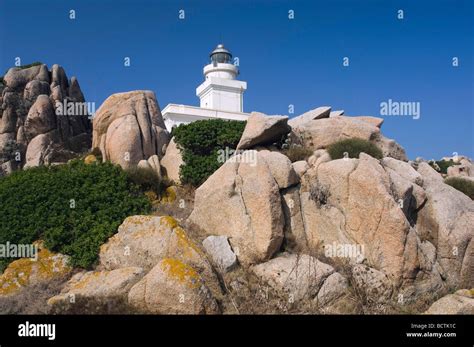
[48,216,221,314]
[92,90,169,174]
[289,106,407,160]
[0,64,91,174]
[188,107,474,310]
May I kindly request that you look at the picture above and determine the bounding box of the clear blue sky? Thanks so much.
[1,0,472,159]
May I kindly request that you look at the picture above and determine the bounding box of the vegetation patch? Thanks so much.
[172,119,246,186]
[429,159,460,174]
[327,138,383,160]
[125,166,162,194]
[0,160,151,271]
[444,177,474,200]
[282,145,313,162]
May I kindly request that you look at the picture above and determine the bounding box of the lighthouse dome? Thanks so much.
[210,44,232,64]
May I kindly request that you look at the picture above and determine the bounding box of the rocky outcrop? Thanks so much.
[446,156,474,178]
[137,154,161,179]
[416,163,474,289]
[48,267,144,314]
[99,216,214,282]
[351,264,393,303]
[128,258,220,314]
[279,152,470,302]
[0,63,91,171]
[314,272,348,307]
[202,236,238,273]
[288,106,331,128]
[0,241,71,296]
[257,149,298,189]
[298,154,412,283]
[292,160,309,178]
[24,95,57,139]
[292,114,376,147]
[48,215,221,314]
[352,116,384,128]
[237,112,291,150]
[290,114,407,161]
[160,137,183,183]
[424,289,474,314]
[329,110,344,117]
[92,91,169,169]
[189,150,285,265]
[251,252,335,301]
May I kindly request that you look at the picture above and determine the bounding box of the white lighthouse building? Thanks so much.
[162,44,250,132]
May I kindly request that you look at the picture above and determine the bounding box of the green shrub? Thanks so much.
[282,146,313,162]
[429,159,459,174]
[0,160,151,271]
[327,138,383,160]
[125,166,161,193]
[444,177,474,200]
[173,119,246,186]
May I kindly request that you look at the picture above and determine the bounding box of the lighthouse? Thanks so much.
[196,44,247,112]
[162,44,249,132]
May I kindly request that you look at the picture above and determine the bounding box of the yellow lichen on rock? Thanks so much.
[174,226,204,258]
[160,215,179,229]
[124,215,155,227]
[160,186,177,204]
[160,258,201,289]
[0,241,71,296]
[84,154,98,165]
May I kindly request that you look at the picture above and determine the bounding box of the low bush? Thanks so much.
[429,159,459,174]
[125,166,162,193]
[327,138,383,160]
[173,119,246,186]
[309,184,330,207]
[0,160,151,271]
[444,177,474,199]
[282,146,313,162]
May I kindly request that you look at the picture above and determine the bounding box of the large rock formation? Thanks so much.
[189,150,288,265]
[49,215,221,314]
[48,267,144,314]
[128,258,220,314]
[424,289,474,314]
[188,141,473,306]
[237,112,291,150]
[202,236,238,273]
[416,163,474,289]
[288,106,331,128]
[289,111,407,161]
[160,137,183,183]
[92,91,169,169]
[99,215,215,283]
[0,241,71,296]
[251,252,335,301]
[0,63,91,173]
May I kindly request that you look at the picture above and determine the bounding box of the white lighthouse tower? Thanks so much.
[196,44,247,112]
[162,44,250,132]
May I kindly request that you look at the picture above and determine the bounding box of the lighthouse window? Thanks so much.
[212,53,231,64]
